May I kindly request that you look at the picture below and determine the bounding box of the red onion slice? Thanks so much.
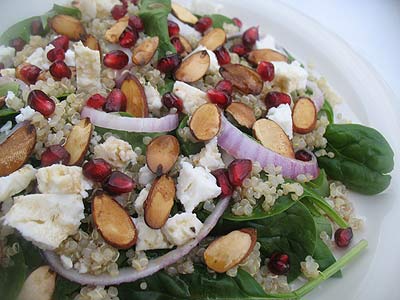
[81,107,179,132]
[306,80,324,111]
[43,196,230,285]
[217,116,319,179]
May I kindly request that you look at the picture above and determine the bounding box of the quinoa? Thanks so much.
[74,285,119,300]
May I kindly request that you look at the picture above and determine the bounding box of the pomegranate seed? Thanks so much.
[215,80,233,96]
[194,17,213,34]
[47,47,65,62]
[295,150,312,162]
[130,0,139,5]
[207,89,231,109]
[9,38,26,52]
[242,26,259,49]
[28,90,55,117]
[264,91,291,109]
[230,44,248,56]
[214,46,231,65]
[87,94,107,109]
[103,171,135,194]
[170,36,185,54]
[232,17,243,28]
[18,64,41,84]
[156,54,181,74]
[257,61,275,82]
[49,61,72,80]
[83,159,112,182]
[40,145,70,167]
[228,159,252,187]
[103,50,129,69]
[50,35,69,52]
[211,169,233,197]
[168,20,180,37]
[161,92,183,112]
[119,29,138,48]
[268,252,290,275]
[111,4,127,20]
[30,19,44,35]
[334,227,353,248]
[104,89,127,112]
[128,15,144,32]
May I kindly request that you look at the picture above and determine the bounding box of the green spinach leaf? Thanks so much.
[206,14,235,29]
[0,82,20,97]
[53,277,80,300]
[158,78,175,96]
[304,169,330,198]
[176,115,203,156]
[318,100,334,124]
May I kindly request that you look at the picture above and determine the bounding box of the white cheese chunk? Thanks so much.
[0,68,15,77]
[3,194,84,250]
[144,84,162,117]
[256,34,278,51]
[26,47,48,70]
[138,164,156,186]
[78,0,97,21]
[65,49,76,67]
[133,217,172,251]
[74,41,101,91]
[173,81,207,115]
[188,45,219,74]
[267,103,293,139]
[134,187,149,216]
[94,136,137,169]
[0,46,16,68]
[272,61,308,93]
[0,165,36,202]
[162,212,203,246]
[191,137,224,171]
[176,161,221,212]
[15,105,37,123]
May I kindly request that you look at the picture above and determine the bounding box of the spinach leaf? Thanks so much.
[318,100,334,124]
[139,0,176,58]
[282,48,296,64]
[158,78,175,96]
[206,14,235,29]
[304,169,330,198]
[176,115,203,156]
[0,82,20,97]
[17,238,44,273]
[53,277,80,300]
[318,123,394,195]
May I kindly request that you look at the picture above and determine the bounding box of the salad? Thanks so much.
[0,0,395,299]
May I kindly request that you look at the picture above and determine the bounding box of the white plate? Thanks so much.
[1,0,399,299]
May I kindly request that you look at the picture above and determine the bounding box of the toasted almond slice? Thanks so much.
[178,35,192,56]
[49,15,86,41]
[247,49,288,65]
[171,3,198,25]
[105,16,129,43]
[220,64,263,95]
[199,28,227,51]
[292,97,317,134]
[174,50,210,83]
[189,103,221,141]
[17,265,56,300]
[132,37,159,66]
[83,34,101,52]
[64,118,93,166]
[146,135,180,175]
[144,175,176,229]
[120,74,149,117]
[253,119,294,158]
[204,228,257,273]
[226,102,256,128]
[92,192,137,249]
[0,122,36,177]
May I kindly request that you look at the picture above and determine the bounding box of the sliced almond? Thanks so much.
[0,122,36,177]
[247,49,288,65]
[146,135,180,175]
[253,119,294,158]
[178,35,192,56]
[120,74,149,117]
[49,15,86,41]
[83,34,101,52]
[189,103,221,141]
[204,228,257,273]
[144,175,176,229]
[199,28,227,51]
[174,50,210,83]
[171,3,198,25]
[92,192,137,249]
[132,37,159,66]
[292,97,317,134]
[17,265,56,300]
[220,64,263,95]
[226,102,256,129]
[105,16,129,43]
[64,118,93,166]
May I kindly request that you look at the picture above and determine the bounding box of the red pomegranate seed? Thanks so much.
[230,44,248,56]
[232,17,243,28]
[168,20,180,37]
[83,159,112,182]
[9,38,26,52]
[128,15,144,32]
[119,29,138,48]
[228,159,252,187]
[334,227,353,248]
[31,19,44,35]
[103,171,135,194]
[40,145,70,167]
[242,26,259,49]
[47,47,65,62]
[28,90,55,117]
[156,54,181,74]
[87,94,107,109]
[103,50,129,69]
[111,4,127,20]
[207,89,231,109]
[49,61,72,80]
[257,61,275,82]
[50,35,69,52]
[211,169,233,197]
[215,80,233,96]
[264,91,291,109]
[170,36,185,54]
[103,89,127,112]
[161,92,183,112]
[295,150,312,162]
[130,0,139,5]
[268,252,290,275]
[214,46,231,65]
[194,17,213,34]
[18,64,41,84]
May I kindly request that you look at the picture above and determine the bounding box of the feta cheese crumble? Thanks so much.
[272,61,308,93]
[0,165,37,202]
[94,136,138,169]
[191,137,225,171]
[173,81,208,115]
[138,164,156,186]
[144,84,163,117]
[0,45,16,68]
[15,106,37,123]
[162,212,203,246]
[74,41,101,91]
[134,187,149,216]
[26,47,50,70]
[266,104,293,139]
[133,217,172,251]
[256,34,278,51]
